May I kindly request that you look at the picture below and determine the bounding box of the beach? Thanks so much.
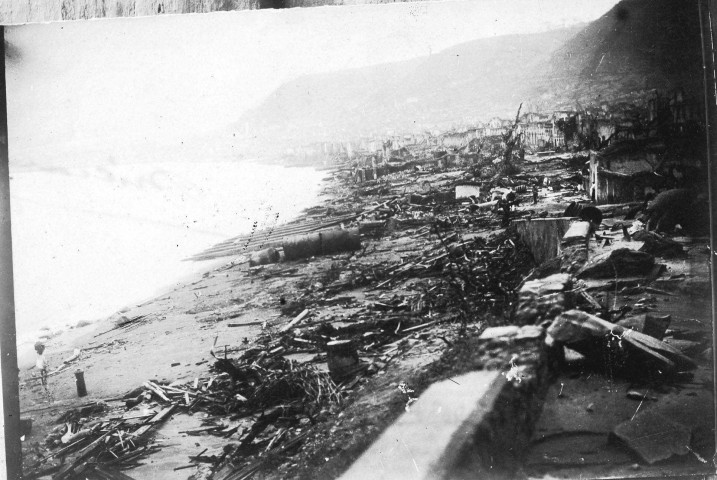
[11,159,327,350]
[17,156,715,479]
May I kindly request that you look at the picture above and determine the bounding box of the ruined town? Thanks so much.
[11,1,716,480]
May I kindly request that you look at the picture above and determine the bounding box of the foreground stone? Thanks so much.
[341,326,554,480]
[547,309,696,376]
[513,273,573,326]
[577,248,655,279]
[611,409,691,464]
[559,221,591,273]
[617,313,671,340]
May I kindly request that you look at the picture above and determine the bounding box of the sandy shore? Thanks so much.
[17,161,714,480]
[18,167,365,478]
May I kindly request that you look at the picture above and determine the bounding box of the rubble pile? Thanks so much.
[25,399,175,479]
[21,117,714,479]
[25,355,340,480]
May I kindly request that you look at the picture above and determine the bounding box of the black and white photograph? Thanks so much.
[1,0,715,478]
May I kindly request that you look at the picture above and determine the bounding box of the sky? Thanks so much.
[5,0,620,164]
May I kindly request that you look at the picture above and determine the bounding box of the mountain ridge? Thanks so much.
[237,0,705,149]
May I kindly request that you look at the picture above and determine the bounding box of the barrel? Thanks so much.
[326,340,359,381]
[282,228,361,261]
[75,369,87,397]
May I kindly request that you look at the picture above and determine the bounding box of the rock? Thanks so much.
[662,338,703,356]
[515,325,544,341]
[626,389,657,401]
[612,410,691,464]
[563,347,585,363]
[548,310,696,376]
[617,314,671,340]
[478,325,520,340]
[633,230,683,258]
[513,273,573,325]
[561,221,591,245]
[577,248,655,279]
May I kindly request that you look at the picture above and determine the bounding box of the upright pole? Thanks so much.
[0,25,22,480]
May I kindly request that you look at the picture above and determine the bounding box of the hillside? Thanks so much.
[237,27,580,147]
[527,0,704,109]
[237,0,706,150]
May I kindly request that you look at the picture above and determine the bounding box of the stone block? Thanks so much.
[561,221,591,245]
[478,325,520,340]
[343,322,555,479]
[515,325,544,341]
[514,273,573,325]
[577,248,655,279]
[341,342,552,480]
[617,314,671,340]
[339,371,503,480]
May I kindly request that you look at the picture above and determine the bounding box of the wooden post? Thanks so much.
[0,26,22,480]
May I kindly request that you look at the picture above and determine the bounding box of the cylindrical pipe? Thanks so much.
[282,228,360,261]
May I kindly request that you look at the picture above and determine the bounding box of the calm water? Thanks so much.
[9,159,325,344]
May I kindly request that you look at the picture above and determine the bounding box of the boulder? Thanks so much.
[548,309,695,376]
[617,314,671,340]
[513,273,573,325]
[577,248,654,279]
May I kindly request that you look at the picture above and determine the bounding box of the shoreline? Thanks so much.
[17,161,339,399]
[13,160,328,368]
[18,157,713,480]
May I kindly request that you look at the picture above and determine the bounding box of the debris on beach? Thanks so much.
[20,101,713,480]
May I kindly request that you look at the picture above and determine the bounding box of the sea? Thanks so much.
[9,158,327,347]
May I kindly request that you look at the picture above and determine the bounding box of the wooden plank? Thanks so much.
[53,430,114,479]
[579,289,603,311]
[143,382,170,402]
[279,309,310,332]
[400,320,437,334]
[129,405,176,440]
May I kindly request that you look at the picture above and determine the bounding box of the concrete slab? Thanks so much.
[455,184,481,199]
[479,325,520,340]
[561,221,591,244]
[612,409,691,464]
[339,370,503,480]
